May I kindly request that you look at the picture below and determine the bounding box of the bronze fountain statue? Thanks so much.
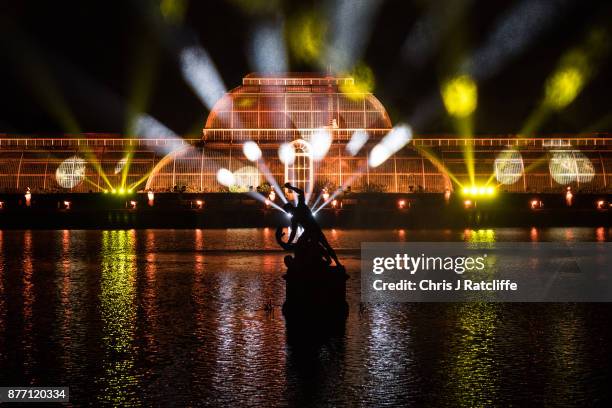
[276,183,348,319]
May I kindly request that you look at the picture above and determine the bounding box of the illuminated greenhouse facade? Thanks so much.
[0,73,611,194]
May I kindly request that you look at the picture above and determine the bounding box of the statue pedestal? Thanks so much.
[282,263,349,320]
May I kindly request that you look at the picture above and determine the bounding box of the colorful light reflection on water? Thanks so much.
[0,228,610,406]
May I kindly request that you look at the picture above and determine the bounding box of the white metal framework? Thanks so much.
[284,139,314,196]
[0,136,610,194]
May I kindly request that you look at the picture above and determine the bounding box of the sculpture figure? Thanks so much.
[279,182,343,267]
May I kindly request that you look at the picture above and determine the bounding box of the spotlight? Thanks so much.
[63,201,71,210]
[369,124,413,167]
[56,156,86,189]
[311,129,332,161]
[464,199,473,209]
[147,190,154,207]
[128,200,137,209]
[346,129,369,156]
[134,115,182,154]
[217,168,236,187]
[596,200,608,210]
[195,200,204,210]
[326,0,383,71]
[250,21,288,74]
[398,199,407,210]
[265,199,271,207]
[119,188,125,194]
[243,141,262,162]
[331,199,338,208]
[278,143,296,165]
[530,199,543,210]
[25,188,32,207]
[0,201,4,210]
[462,185,496,197]
[441,75,477,118]
[180,46,226,111]
[268,190,276,201]
[545,67,584,110]
[369,144,392,168]
[565,186,573,207]
[495,149,524,185]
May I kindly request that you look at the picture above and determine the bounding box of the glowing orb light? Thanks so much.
[368,144,391,168]
[441,75,477,118]
[494,149,524,185]
[56,155,86,189]
[311,129,332,160]
[544,67,584,110]
[368,124,413,167]
[278,143,296,165]
[216,168,236,187]
[234,166,261,190]
[243,141,262,162]
[549,150,594,185]
[346,129,369,156]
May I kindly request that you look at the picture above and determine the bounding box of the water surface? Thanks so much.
[0,228,611,406]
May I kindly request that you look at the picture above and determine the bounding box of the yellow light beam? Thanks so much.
[441,74,478,184]
[286,10,327,65]
[520,27,610,136]
[339,62,375,100]
[123,37,159,189]
[412,144,464,188]
[82,175,105,191]
[1,24,113,190]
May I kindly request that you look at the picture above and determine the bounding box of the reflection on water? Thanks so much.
[0,231,4,369]
[99,230,139,405]
[22,231,34,380]
[448,303,501,406]
[0,228,611,406]
[450,229,501,406]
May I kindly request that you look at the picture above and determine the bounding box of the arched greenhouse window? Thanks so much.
[285,139,313,196]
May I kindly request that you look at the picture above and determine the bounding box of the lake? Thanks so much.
[0,228,611,406]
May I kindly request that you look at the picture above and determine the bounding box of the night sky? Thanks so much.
[0,0,611,136]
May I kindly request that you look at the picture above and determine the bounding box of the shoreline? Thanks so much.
[0,192,609,229]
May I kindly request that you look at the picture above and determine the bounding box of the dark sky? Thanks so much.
[0,0,610,136]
